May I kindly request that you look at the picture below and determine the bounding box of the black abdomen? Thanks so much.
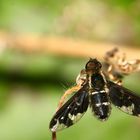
[90,91,111,120]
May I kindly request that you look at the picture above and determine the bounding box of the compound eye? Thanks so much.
[86,62,95,70]
[85,58,102,71]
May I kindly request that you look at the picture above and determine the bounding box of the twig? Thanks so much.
[0,32,140,59]
[52,132,56,140]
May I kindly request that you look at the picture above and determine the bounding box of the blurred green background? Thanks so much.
[0,0,140,140]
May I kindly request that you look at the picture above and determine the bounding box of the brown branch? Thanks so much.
[0,32,140,59]
[52,132,56,140]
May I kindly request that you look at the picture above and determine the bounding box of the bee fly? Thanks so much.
[49,58,140,133]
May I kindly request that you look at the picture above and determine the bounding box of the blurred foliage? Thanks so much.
[0,48,139,140]
[0,49,86,83]
[0,0,140,140]
[0,0,140,45]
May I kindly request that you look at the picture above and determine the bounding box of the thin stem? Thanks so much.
[52,132,57,140]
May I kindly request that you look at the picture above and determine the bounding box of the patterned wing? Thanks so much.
[108,81,140,116]
[49,84,89,132]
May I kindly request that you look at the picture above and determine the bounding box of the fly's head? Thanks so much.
[85,58,102,74]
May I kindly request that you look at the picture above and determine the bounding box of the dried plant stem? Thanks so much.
[0,32,140,59]
[52,132,56,140]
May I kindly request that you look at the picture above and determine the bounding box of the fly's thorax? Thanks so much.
[90,73,106,90]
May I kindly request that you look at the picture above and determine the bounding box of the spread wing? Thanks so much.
[108,81,140,116]
[49,84,89,132]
